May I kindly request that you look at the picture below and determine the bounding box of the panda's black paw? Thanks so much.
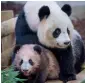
[59,74,76,83]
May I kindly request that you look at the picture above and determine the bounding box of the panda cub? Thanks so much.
[13,44,60,83]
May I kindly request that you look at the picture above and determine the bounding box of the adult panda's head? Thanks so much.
[37,4,74,48]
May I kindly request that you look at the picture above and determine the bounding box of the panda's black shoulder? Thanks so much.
[15,10,28,29]
[15,10,34,36]
[15,9,39,46]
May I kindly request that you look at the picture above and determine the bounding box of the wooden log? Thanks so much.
[1,17,17,37]
[1,10,14,22]
[46,69,85,83]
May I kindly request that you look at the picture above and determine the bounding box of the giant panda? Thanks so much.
[15,1,85,83]
[13,44,60,83]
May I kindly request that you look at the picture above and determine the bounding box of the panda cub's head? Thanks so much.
[13,44,42,76]
[37,3,74,48]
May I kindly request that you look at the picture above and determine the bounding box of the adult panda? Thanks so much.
[15,1,85,83]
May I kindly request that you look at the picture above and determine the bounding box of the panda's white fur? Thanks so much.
[24,1,74,48]
[24,1,60,31]
[24,1,74,31]
[13,44,60,79]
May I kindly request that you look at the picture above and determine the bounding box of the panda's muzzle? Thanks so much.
[23,70,28,72]
[64,41,70,45]
[21,62,32,71]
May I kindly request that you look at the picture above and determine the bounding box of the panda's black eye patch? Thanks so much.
[67,28,70,34]
[29,59,34,65]
[19,59,23,65]
[53,28,61,38]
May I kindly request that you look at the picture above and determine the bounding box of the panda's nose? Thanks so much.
[23,70,28,72]
[64,41,70,45]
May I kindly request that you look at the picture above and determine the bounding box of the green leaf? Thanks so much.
[81,80,85,83]
[1,66,27,83]
[15,78,27,81]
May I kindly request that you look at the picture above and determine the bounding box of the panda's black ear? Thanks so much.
[61,4,72,16]
[14,45,21,53]
[38,6,50,21]
[33,45,42,54]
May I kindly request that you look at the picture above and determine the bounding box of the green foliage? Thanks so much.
[1,66,27,83]
[81,80,85,83]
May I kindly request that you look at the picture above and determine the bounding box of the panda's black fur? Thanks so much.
[13,2,85,83]
[15,10,38,44]
[38,6,50,21]
[61,4,72,16]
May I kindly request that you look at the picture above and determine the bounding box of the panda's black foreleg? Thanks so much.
[75,41,85,74]
[35,70,48,83]
[63,80,67,83]
[58,46,76,82]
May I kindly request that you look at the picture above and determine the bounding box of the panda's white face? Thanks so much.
[52,27,71,48]
[37,15,74,48]
[13,45,41,76]
[19,55,40,76]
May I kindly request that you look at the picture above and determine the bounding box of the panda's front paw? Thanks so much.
[59,74,76,82]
